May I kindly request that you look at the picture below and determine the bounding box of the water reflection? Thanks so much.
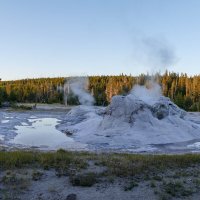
[11,118,74,149]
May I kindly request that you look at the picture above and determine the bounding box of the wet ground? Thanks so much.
[0,108,86,151]
[0,107,200,153]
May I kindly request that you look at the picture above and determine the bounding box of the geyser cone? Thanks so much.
[57,89,200,152]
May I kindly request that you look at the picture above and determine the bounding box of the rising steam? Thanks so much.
[64,77,95,106]
[132,35,178,72]
[131,80,162,105]
[130,35,178,104]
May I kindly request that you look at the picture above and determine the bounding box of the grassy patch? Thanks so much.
[153,175,163,181]
[124,180,138,191]
[1,151,200,178]
[2,151,200,198]
[98,153,200,177]
[70,172,97,187]
[11,104,33,110]
[150,180,156,188]
[1,172,30,190]
[32,170,43,181]
[162,180,194,197]
[0,150,88,170]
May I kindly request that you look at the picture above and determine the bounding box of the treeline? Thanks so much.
[0,78,65,105]
[0,72,200,111]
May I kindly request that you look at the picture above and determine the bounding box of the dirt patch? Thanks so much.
[1,152,200,199]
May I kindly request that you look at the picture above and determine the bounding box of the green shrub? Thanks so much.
[70,173,97,187]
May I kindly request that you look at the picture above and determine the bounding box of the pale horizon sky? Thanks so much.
[0,0,200,80]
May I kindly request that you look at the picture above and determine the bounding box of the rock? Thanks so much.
[106,95,150,122]
[57,92,200,149]
[105,94,186,122]
[64,105,105,126]
[66,193,77,200]
[63,130,73,136]
[64,106,89,125]
[151,96,186,119]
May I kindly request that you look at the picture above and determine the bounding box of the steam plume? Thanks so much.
[131,80,162,105]
[133,35,178,72]
[130,35,178,104]
[64,77,95,106]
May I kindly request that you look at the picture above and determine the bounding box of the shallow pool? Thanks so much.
[10,118,75,150]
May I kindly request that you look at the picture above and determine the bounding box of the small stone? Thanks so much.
[66,193,77,200]
[64,130,73,136]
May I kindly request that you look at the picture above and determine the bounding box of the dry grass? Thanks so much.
[1,150,200,199]
[1,151,200,176]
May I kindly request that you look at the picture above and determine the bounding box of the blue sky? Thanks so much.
[0,0,200,80]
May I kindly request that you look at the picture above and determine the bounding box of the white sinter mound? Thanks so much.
[58,93,200,152]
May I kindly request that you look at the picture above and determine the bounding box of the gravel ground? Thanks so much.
[2,162,200,200]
